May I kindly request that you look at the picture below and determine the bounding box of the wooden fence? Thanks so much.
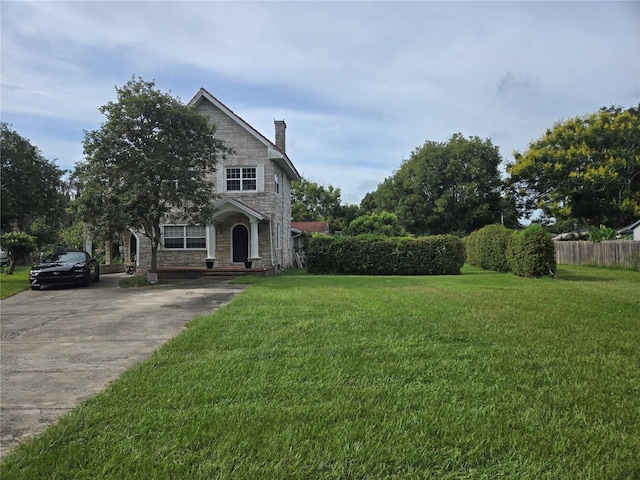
[555,241,640,270]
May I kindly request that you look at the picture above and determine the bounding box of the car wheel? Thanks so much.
[82,273,90,287]
[93,267,100,282]
[30,285,40,290]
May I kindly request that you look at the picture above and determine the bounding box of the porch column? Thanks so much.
[104,239,113,265]
[206,224,216,259]
[249,220,260,260]
[122,231,132,264]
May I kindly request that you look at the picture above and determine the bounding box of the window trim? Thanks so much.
[274,170,280,194]
[226,166,257,192]
[162,224,207,250]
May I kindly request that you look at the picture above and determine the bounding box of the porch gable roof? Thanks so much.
[214,197,268,222]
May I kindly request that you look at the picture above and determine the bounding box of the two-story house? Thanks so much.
[125,88,301,274]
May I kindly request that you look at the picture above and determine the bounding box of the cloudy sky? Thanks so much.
[2,1,638,205]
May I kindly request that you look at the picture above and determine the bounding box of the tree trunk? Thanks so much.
[7,257,16,275]
[122,231,132,265]
[104,239,113,265]
[150,241,158,273]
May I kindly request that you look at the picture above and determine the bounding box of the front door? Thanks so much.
[232,225,249,263]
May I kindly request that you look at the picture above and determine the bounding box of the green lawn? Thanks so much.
[2,266,639,478]
[0,266,31,299]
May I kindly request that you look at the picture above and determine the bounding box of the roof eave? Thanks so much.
[268,147,302,182]
[214,197,268,221]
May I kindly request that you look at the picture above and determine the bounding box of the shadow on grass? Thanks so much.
[558,274,613,282]
[556,267,614,282]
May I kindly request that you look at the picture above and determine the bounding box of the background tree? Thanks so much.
[333,203,360,233]
[0,231,36,274]
[346,211,407,237]
[291,178,360,233]
[363,134,504,236]
[291,178,343,222]
[74,77,230,273]
[1,123,68,234]
[507,105,640,229]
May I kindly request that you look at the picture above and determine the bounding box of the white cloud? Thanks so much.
[1,0,638,205]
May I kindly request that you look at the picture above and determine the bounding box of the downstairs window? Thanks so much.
[162,225,206,249]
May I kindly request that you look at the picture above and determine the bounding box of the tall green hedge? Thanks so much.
[507,224,556,278]
[307,235,465,275]
[466,224,556,278]
[465,224,512,272]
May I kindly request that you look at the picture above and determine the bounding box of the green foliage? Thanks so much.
[291,178,342,222]
[588,224,618,242]
[1,123,69,233]
[28,216,61,248]
[332,203,360,233]
[507,104,640,227]
[307,234,464,275]
[1,231,36,258]
[291,178,361,233]
[345,211,406,236]
[0,231,36,274]
[507,224,556,278]
[362,133,506,235]
[58,219,87,251]
[74,76,230,272]
[466,224,513,272]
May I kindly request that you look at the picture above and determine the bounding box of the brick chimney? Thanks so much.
[275,120,286,153]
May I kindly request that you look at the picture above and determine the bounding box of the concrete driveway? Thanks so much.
[0,273,247,459]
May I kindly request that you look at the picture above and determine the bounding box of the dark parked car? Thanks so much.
[30,251,100,290]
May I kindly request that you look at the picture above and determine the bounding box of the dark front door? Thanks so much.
[232,225,249,263]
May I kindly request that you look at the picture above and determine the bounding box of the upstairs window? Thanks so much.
[226,167,256,191]
[163,225,206,249]
[274,171,280,194]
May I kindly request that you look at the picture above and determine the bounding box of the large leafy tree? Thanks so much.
[507,105,640,229]
[74,77,230,273]
[1,123,68,233]
[291,178,359,233]
[346,211,407,237]
[364,134,505,236]
[291,178,342,222]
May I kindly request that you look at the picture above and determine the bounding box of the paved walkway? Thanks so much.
[0,274,246,459]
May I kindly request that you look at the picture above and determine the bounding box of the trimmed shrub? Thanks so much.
[507,224,556,278]
[466,224,512,272]
[306,234,465,275]
[464,230,480,267]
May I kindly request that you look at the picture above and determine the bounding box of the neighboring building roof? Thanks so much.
[552,230,589,241]
[291,221,330,234]
[188,88,301,182]
[618,219,640,235]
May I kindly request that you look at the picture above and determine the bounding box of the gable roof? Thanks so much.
[214,197,268,221]
[188,88,301,182]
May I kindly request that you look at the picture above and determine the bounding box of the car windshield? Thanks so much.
[43,252,87,263]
